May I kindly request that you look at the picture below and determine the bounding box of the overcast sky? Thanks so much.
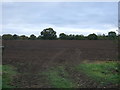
[2,2,118,36]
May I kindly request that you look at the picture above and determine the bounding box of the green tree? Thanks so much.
[37,35,42,40]
[2,34,13,40]
[29,34,36,40]
[75,35,85,40]
[12,34,19,40]
[97,34,107,40]
[0,35,2,40]
[20,35,28,40]
[108,31,117,40]
[41,28,57,40]
[68,34,75,40]
[59,33,68,40]
[87,33,98,40]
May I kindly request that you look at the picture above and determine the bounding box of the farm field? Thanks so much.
[2,40,119,88]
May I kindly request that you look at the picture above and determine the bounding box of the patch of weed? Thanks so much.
[42,66,76,88]
[0,65,2,89]
[75,61,120,86]
[2,65,17,88]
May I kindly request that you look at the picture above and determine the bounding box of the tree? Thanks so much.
[20,35,28,40]
[0,35,2,40]
[29,34,36,40]
[2,34,13,40]
[108,31,117,40]
[41,28,57,40]
[37,35,42,40]
[68,34,75,40]
[59,33,68,40]
[12,34,19,40]
[75,35,85,40]
[97,34,107,40]
[87,33,98,40]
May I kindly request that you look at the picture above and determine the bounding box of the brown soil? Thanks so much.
[2,40,118,88]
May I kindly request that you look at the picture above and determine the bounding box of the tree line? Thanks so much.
[1,28,119,40]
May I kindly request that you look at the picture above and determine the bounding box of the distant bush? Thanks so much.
[41,28,57,40]
[87,33,98,40]
[2,34,13,40]
[2,28,118,40]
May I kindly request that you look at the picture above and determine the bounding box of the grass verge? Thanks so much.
[0,65,2,89]
[1,65,17,88]
[75,61,120,86]
[42,66,76,88]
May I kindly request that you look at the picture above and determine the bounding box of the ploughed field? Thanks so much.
[2,40,118,88]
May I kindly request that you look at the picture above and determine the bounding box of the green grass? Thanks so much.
[1,65,17,88]
[42,66,76,88]
[1,61,119,88]
[0,65,2,89]
[75,61,120,86]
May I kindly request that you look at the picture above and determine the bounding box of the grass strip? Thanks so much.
[2,65,17,88]
[75,61,120,86]
[42,66,76,88]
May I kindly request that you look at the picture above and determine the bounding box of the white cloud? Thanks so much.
[2,2,118,36]
[2,23,118,37]
[1,0,119,2]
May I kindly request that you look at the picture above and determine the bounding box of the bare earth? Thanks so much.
[2,40,118,88]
